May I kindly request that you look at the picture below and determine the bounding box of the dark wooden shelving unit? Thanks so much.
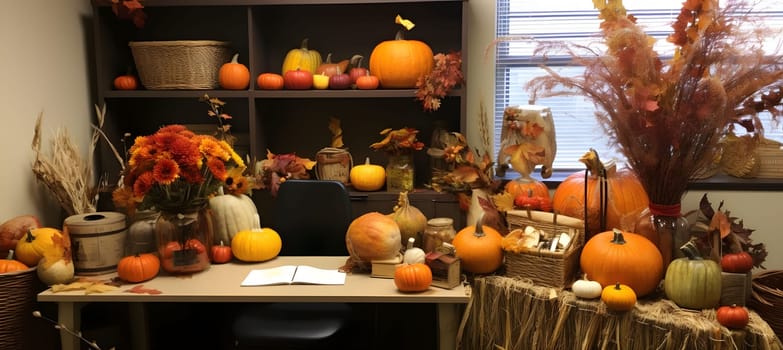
[91,0,467,227]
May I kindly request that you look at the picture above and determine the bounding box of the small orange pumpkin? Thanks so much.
[505,178,549,201]
[113,74,139,90]
[210,240,233,264]
[256,73,285,90]
[580,229,663,297]
[0,250,30,273]
[394,263,432,292]
[601,282,637,312]
[219,53,250,90]
[452,215,504,274]
[117,253,160,283]
[716,304,749,329]
[369,30,434,88]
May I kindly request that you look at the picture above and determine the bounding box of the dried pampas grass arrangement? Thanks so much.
[31,105,123,216]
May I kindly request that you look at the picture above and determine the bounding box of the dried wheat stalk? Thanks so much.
[31,105,123,216]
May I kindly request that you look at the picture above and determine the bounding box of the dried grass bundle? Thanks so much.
[31,105,123,216]
[526,0,783,206]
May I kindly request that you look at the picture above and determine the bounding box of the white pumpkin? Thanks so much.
[37,257,75,286]
[403,237,426,264]
[209,193,259,244]
[572,275,603,299]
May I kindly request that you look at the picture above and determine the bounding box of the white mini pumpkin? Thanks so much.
[572,275,603,299]
[403,237,426,264]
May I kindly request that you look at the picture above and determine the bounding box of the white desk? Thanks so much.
[38,256,470,350]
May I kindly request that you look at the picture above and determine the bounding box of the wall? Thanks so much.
[0,0,93,227]
[465,0,782,270]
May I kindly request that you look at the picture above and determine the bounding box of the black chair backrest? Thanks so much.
[272,179,352,256]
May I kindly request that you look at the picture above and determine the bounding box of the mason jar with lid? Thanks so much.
[423,217,456,253]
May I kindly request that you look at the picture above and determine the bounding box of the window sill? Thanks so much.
[498,170,783,192]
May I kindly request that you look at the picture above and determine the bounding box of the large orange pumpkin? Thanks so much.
[345,212,402,267]
[580,229,663,297]
[552,149,648,238]
[369,31,434,89]
[452,217,503,274]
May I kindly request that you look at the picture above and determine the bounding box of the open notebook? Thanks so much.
[240,265,347,286]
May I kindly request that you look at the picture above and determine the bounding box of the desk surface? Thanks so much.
[38,256,471,304]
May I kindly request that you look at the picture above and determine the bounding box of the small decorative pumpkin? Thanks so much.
[315,53,350,77]
[117,253,160,283]
[113,73,139,90]
[348,54,369,84]
[716,304,750,329]
[403,238,426,264]
[14,228,63,267]
[328,73,352,90]
[394,263,432,292]
[664,241,722,309]
[345,212,402,268]
[601,282,637,312]
[281,38,322,74]
[231,228,282,262]
[209,193,259,245]
[720,251,754,273]
[572,274,603,299]
[452,214,503,274]
[552,150,649,238]
[505,178,549,202]
[257,73,285,90]
[0,250,30,273]
[219,53,251,90]
[283,68,313,90]
[388,191,428,246]
[369,30,434,88]
[350,157,386,191]
[211,240,233,264]
[37,256,74,286]
[355,74,380,90]
[580,228,663,297]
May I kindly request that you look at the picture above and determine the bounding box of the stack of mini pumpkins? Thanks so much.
[0,215,77,286]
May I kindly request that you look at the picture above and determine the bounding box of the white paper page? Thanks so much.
[291,265,346,285]
[240,265,297,286]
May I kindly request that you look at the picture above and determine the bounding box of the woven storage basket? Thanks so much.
[129,40,231,90]
[0,267,37,349]
[749,269,783,342]
[503,210,584,289]
[756,138,783,178]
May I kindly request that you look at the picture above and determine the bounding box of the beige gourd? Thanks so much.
[209,193,258,244]
[387,192,427,246]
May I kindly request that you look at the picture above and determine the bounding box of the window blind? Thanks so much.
[495,0,783,170]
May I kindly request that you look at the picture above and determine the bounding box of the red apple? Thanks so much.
[283,69,313,90]
[329,73,352,90]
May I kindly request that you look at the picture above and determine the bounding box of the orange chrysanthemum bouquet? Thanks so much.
[114,124,247,212]
[527,0,783,266]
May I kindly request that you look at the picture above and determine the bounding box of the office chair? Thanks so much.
[232,179,354,349]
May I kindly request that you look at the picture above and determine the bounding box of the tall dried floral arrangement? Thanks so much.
[527,0,783,209]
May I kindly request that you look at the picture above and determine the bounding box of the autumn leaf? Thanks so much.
[709,209,731,239]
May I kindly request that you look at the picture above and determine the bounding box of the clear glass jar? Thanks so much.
[156,206,213,274]
[423,218,456,253]
[386,153,414,193]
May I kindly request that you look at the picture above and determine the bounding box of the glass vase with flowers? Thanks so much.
[371,127,425,192]
[112,124,248,273]
[526,0,783,269]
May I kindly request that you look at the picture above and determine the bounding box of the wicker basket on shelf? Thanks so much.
[503,210,584,289]
[0,267,37,349]
[129,40,231,90]
[749,269,783,342]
